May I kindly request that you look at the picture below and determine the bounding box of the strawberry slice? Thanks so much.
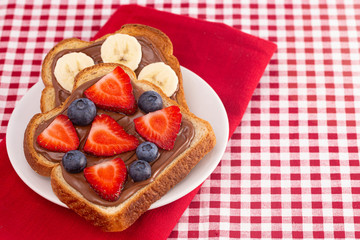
[83,114,139,156]
[84,158,127,201]
[36,114,79,152]
[84,66,137,115]
[134,106,182,150]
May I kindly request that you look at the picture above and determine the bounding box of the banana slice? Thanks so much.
[138,62,179,97]
[54,52,95,92]
[100,34,142,71]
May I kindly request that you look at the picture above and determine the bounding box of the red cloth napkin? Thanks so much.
[0,5,276,240]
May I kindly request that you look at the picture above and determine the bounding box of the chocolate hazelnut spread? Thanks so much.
[31,75,195,207]
[50,35,179,108]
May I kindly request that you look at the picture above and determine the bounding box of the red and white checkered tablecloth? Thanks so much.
[1,1,360,239]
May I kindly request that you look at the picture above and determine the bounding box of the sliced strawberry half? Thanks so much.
[134,106,182,150]
[84,66,137,115]
[84,158,127,201]
[36,114,79,152]
[83,114,139,156]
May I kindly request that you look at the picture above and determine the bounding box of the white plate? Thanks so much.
[6,66,229,209]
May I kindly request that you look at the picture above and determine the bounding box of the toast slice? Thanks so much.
[41,24,188,113]
[24,63,216,231]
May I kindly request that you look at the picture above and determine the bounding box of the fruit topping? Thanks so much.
[134,106,182,150]
[62,150,87,173]
[138,62,179,97]
[128,160,151,182]
[136,141,158,162]
[83,114,139,156]
[101,34,142,71]
[138,91,163,113]
[54,52,95,92]
[37,114,79,152]
[68,98,97,126]
[84,66,137,115]
[84,158,127,201]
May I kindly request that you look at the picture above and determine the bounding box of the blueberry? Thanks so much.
[138,91,163,113]
[129,160,151,182]
[68,98,97,126]
[62,150,87,173]
[136,141,158,162]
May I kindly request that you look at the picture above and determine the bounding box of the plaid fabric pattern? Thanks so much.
[1,1,360,239]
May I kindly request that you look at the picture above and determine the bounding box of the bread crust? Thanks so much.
[40,24,188,113]
[25,63,216,231]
